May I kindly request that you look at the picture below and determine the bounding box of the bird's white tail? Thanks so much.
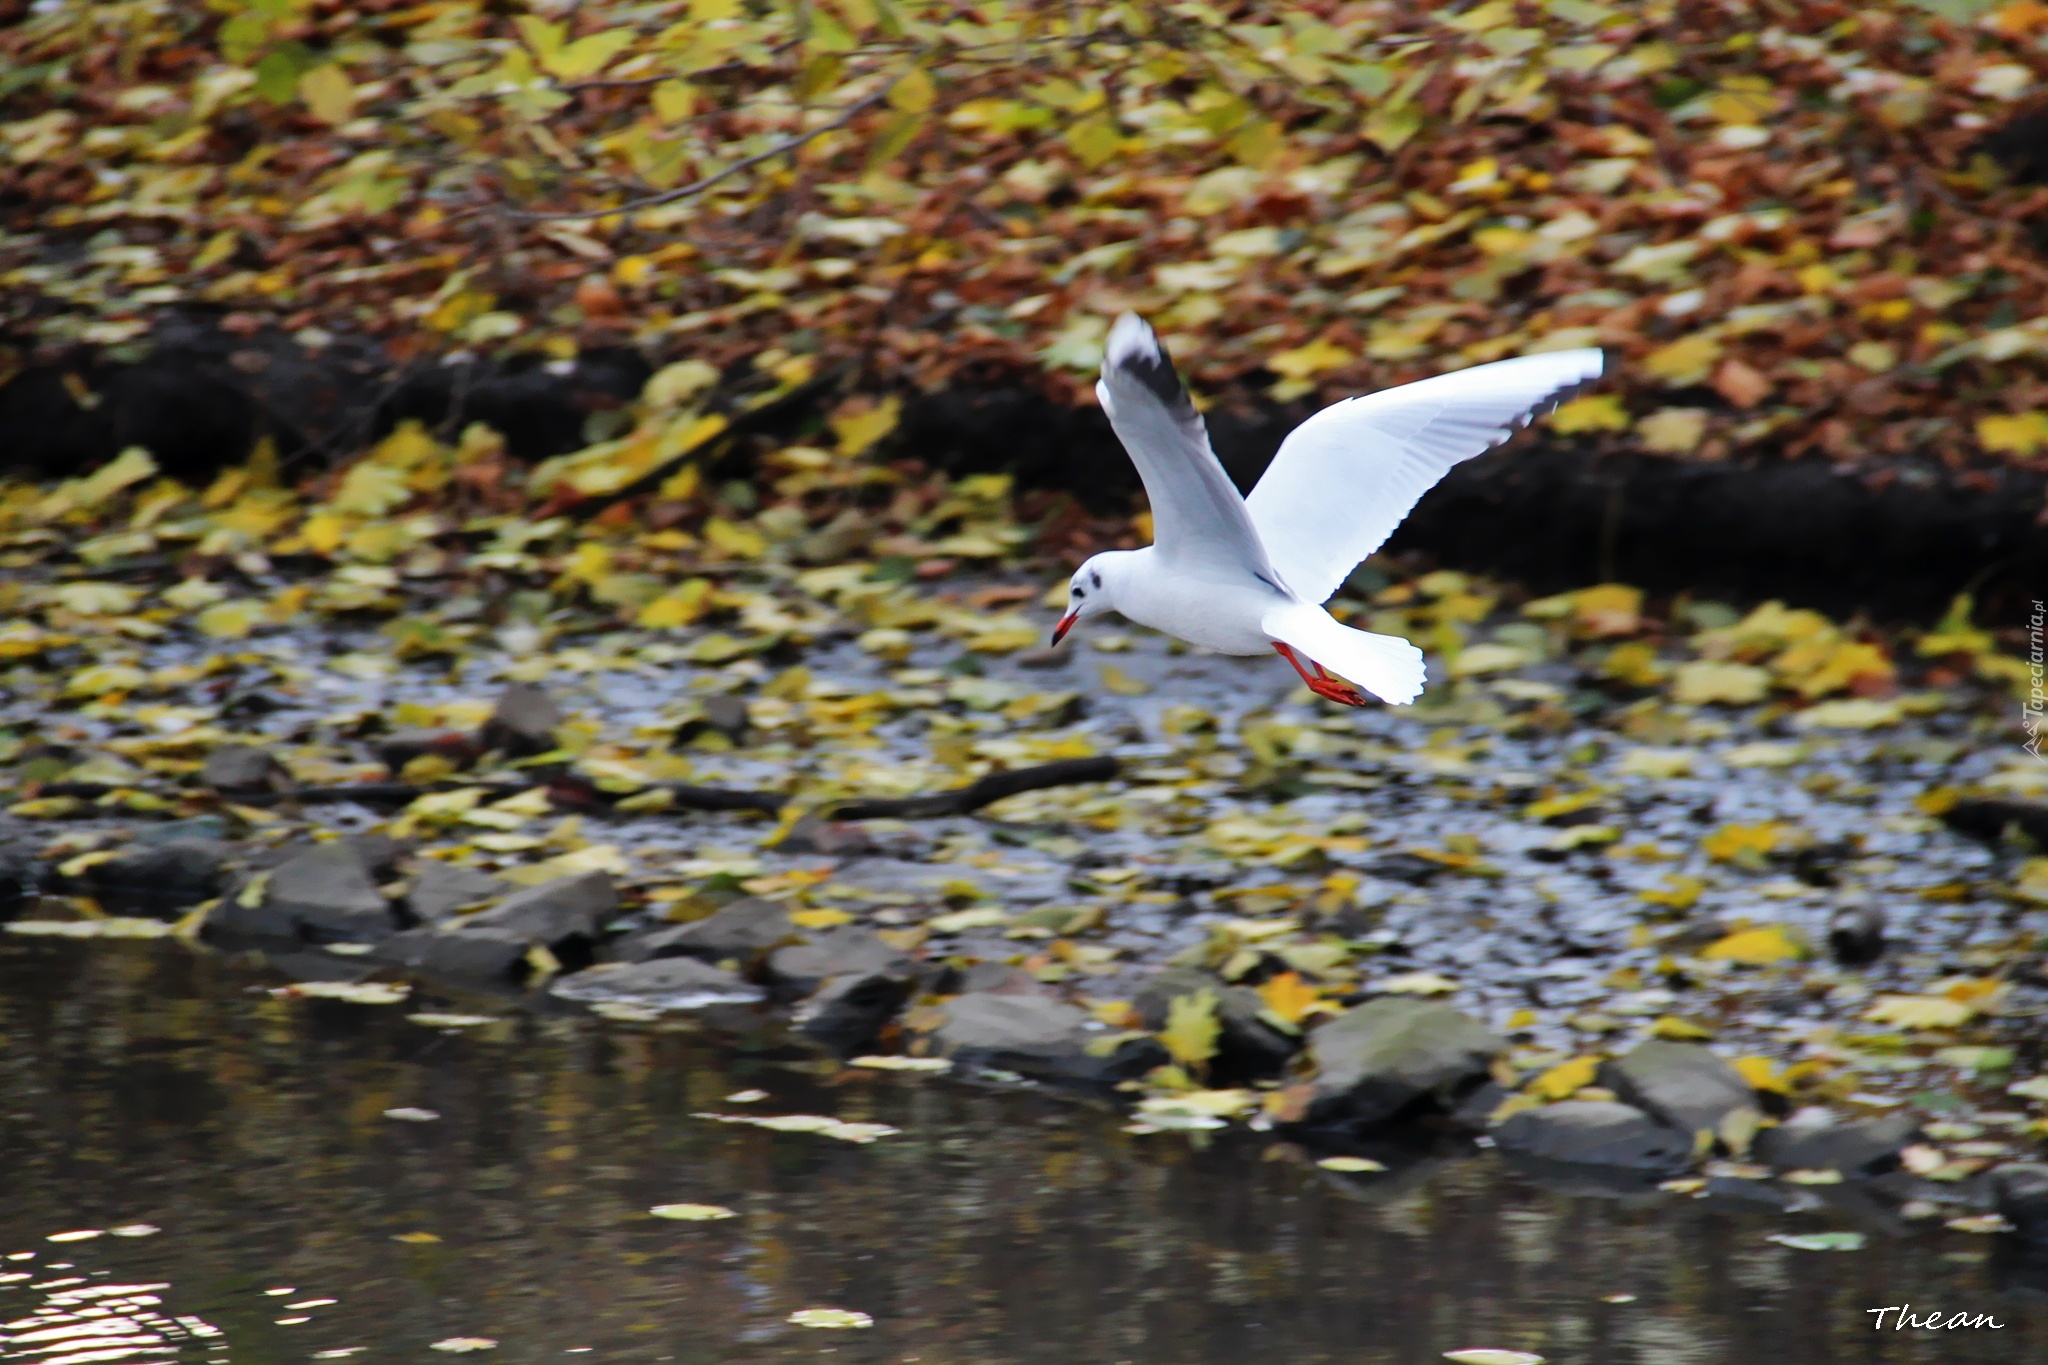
[1262,602,1427,706]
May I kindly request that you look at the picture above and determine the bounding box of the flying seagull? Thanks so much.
[1053,314,1602,706]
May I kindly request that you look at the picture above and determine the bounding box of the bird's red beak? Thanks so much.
[1050,610,1078,646]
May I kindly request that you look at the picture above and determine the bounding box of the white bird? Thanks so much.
[1052,314,1603,707]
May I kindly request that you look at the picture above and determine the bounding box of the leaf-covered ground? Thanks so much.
[0,441,2044,1191]
[8,0,2048,475]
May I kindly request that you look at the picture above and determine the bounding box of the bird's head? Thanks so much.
[1051,552,1125,646]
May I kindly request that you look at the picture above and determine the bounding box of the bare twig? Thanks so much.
[489,87,893,224]
[83,756,1125,822]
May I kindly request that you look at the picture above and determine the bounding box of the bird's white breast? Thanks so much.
[1111,552,1292,656]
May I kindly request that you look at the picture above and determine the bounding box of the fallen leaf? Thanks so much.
[788,1309,872,1329]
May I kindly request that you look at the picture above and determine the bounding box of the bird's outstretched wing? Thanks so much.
[1097,314,1278,581]
[1244,349,1604,606]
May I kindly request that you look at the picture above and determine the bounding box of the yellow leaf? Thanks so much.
[1256,971,1320,1025]
[1363,104,1422,154]
[1529,1054,1600,1101]
[192,230,239,271]
[1700,924,1803,965]
[195,600,262,640]
[1098,664,1150,697]
[1863,994,1972,1030]
[1638,407,1707,455]
[1066,114,1122,169]
[1702,822,1786,864]
[652,79,695,122]
[790,909,853,929]
[1159,989,1221,1071]
[301,512,347,556]
[1671,661,1771,706]
[830,397,900,456]
[889,66,936,114]
[1979,411,2048,456]
[1639,875,1704,911]
[329,461,411,517]
[1643,333,1723,386]
[541,29,635,80]
[299,65,357,126]
[1548,393,1630,434]
[1649,1015,1715,1040]
[1269,338,1354,380]
[649,1203,736,1221]
[392,1231,442,1245]
[703,519,766,559]
[1733,1056,1789,1094]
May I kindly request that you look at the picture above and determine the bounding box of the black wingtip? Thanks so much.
[1104,313,1193,417]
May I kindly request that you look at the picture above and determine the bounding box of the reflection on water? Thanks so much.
[0,937,2043,1365]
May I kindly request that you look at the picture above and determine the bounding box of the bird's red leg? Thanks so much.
[1273,643,1370,707]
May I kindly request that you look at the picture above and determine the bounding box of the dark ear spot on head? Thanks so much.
[1090,569,1103,589]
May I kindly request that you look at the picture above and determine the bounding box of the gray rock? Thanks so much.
[1754,1107,1919,1175]
[462,871,614,946]
[374,925,532,980]
[1302,997,1505,1128]
[404,861,509,925]
[1013,644,1072,670]
[1827,904,1886,966]
[216,842,395,941]
[83,837,236,910]
[551,957,765,1010]
[479,683,564,757]
[336,833,409,881]
[792,970,915,1050]
[929,992,1158,1084]
[1598,1041,1758,1139]
[1494,1100,1694,1172]
[1989,1163,2048,1243]
[765,926,909,1000]
[201,743,292,795]
[1134,967,1298,1081]
[675,694,751,746]
[612,896,795,966]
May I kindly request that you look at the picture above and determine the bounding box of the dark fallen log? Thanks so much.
[202,757,1119,821]
[820,756,1122,820]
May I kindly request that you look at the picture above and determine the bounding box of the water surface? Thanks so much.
[0,938,2039,1364]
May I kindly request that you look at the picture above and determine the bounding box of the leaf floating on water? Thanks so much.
[6,919,175,939]
[1444,1351,1546,1365]
[1376,972,1459,995]
[430,1338,499,1353]
[650,1203,736,1222]
[1946,1214,2013,1234]
[691,1112,900,1144]
[1862,994,1972,1030]
[788,1309,872,1329]
[384,1107,440,1122]
[849,1055,952,1072]
[407,1013,499,1029]
[1699,925,1804,965]
[1766,1232,1865,1251]
[723,1089,769,1103]
[109,1223,160,1237]
[1781,1169,1843,1186]
[273,981,410,1005]
[393,1232,442,1244]
[1316,1156,1388,1173]
[46,1230,102,1242]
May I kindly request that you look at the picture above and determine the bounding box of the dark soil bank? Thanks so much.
[3,313,2043,620]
